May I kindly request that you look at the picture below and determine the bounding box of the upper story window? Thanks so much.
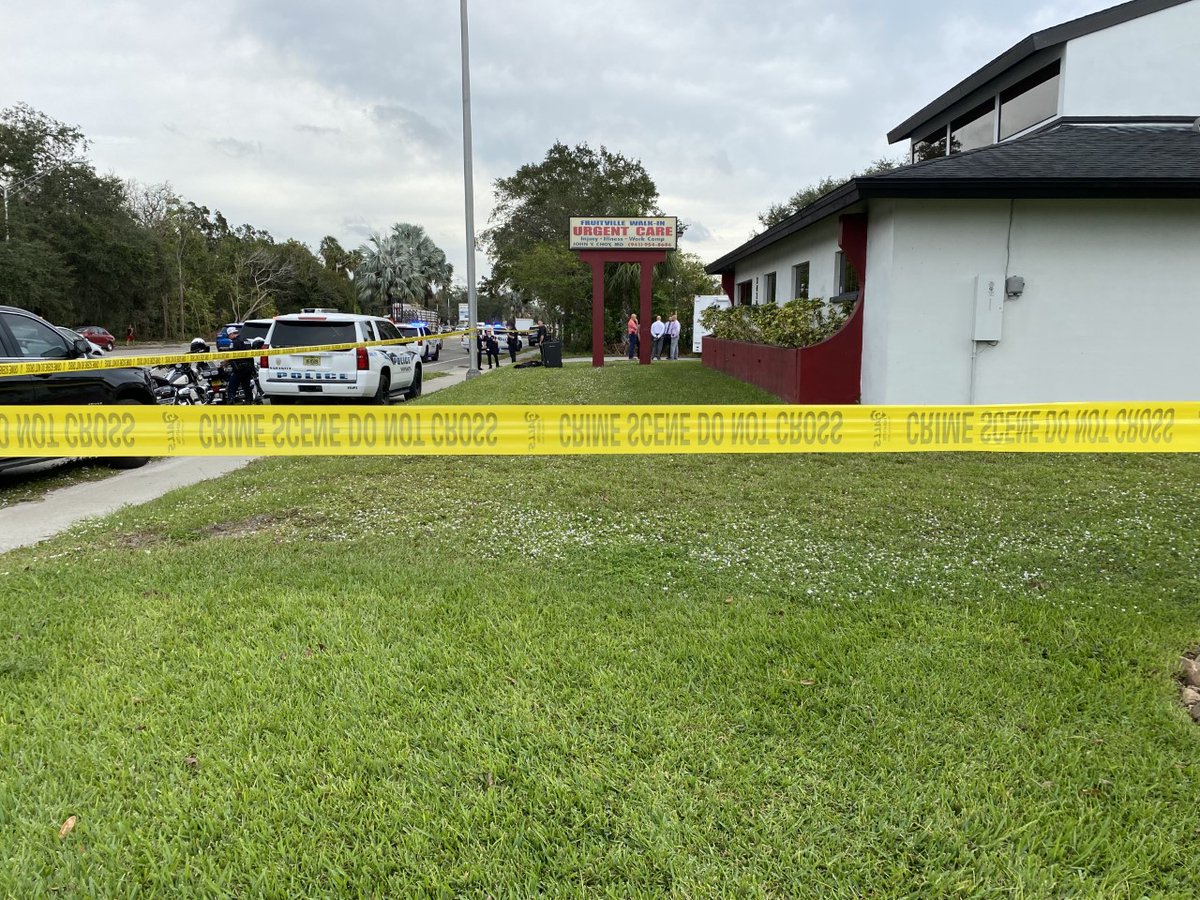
[999,61,1060,140]
[913,127,948,163]
[951,99,995,154]
[911,58,1061,161]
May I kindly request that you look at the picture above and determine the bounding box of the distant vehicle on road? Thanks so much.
[57,327,104,357]
[75,325,115,351]
[397,322,441,362]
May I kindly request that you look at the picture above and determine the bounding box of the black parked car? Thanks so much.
[0,305,156,474]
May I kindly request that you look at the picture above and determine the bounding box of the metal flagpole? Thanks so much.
[460,0,480,377]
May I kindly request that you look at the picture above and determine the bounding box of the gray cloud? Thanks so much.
[368,104,450,153]
[210,137,262,159]
[680,221,712,243]
[340,215,374,238]
[294,123,341,136]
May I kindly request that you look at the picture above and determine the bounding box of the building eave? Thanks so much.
[705,183,861,275]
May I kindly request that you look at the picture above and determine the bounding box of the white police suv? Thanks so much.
[258,312,421,404]
[397,322,441,362]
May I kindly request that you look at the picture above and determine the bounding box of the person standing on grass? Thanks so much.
[506,329,520,364]
[536,319,548,363]
[650,315,665,360]
[126,324,135,346]
[627,312,639,360]
[485,329,501,369]
[666,313,681,360]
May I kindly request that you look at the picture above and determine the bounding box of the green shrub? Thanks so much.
[699,297,850,349]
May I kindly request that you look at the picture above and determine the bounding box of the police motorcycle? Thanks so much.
[151,338,221,405]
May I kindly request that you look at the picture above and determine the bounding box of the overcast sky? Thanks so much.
[4,0,1116,279]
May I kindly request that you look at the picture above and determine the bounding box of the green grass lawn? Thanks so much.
[1,365,1199,896]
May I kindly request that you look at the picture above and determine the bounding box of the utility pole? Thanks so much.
[460,0,480,377]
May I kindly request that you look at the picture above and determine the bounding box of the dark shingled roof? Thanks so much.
[887,0,1193,143]
[867,121,1200,187]
[706,122,1200,274]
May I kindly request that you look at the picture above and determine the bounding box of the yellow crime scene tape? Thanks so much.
[0,331,474,376]
[0,403,1193,457]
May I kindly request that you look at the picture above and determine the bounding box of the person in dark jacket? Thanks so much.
[506,330,520,364]
[225,327,257,403]
[485,330,501,368]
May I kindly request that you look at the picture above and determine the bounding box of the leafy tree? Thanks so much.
[653,251,719,316]
[274,239,355,313]
[757,157,904,231]
[0,238,72,318]
[508,244,590,319]
[1,104,167,330]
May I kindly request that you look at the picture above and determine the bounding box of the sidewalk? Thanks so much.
[0,365,478,555]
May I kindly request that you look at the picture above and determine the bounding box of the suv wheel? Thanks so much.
[404,367,422,401]
[373,370,391,405]
[108,398,151,469]
[432,346,440,362]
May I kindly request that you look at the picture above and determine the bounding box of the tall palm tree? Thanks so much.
[354,224,452,317]
[391,223,452,305]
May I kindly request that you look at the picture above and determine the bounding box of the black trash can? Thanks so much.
[542,340,563,368]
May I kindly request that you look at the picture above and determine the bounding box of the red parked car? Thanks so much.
[75,325,116,351]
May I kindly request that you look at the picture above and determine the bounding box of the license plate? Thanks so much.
[303,356,320,366]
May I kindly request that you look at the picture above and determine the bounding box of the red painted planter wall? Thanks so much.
[701,299,863,404]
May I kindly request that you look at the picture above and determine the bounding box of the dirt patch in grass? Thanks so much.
[201,513,288,538]
[112,530,169,550]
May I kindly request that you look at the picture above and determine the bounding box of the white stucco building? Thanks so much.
[707,0,1200,404]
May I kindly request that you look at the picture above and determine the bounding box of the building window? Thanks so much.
[736,279,752,306]
[950,98,996,154]
[912,57,1061,159]
[762,272,776,305]
[791,261,810,300]
[835,251,859,296]
[999,61,1060,140]
[912,125,948,162]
